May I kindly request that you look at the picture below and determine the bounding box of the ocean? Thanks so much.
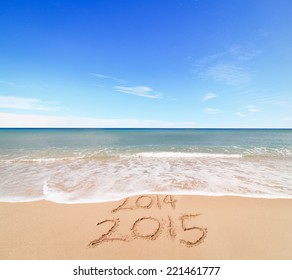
[0,128,291,203]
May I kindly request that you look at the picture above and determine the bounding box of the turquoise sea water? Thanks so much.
[0,128,292,203]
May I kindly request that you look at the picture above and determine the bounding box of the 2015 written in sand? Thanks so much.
[88,195,208,248]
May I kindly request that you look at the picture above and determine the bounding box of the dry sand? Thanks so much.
[0,194,292,260]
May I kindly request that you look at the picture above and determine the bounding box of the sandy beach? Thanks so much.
[0,194,292,260]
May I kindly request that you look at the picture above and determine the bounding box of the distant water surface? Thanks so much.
[0,128,291,203]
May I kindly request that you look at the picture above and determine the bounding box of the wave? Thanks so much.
[1,189,291,204]
[1,146,291,164]
[243,147,292,158]
[121,152,243,158]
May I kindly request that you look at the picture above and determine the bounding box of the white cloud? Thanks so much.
[115,86,161,99]
[0,80,23,88]
[90,73,110,79]
[227,45,261,61]
[236,112,246,117]
[206,63,250,86]
[202,93,217,101]
[247,105,259,112]
[91,73,162,97]
[0,80,46,90]
[0,112,196,128]
[196,45,260,66]
[0,96,58,111]
[90,73,127,84]
[202,108,221,115]
[194,45,260,87]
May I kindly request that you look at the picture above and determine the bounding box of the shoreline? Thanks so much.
[1,194,292,260]
[2,191,292,204]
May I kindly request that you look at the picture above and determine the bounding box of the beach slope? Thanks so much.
[0,195,292,260]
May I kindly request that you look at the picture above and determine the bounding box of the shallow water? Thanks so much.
[0,128,291,203]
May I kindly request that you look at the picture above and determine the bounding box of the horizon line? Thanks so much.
[0,127,291,130]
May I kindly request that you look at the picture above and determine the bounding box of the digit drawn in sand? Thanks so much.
[168,215,176,239]
[156,195,162,209]
[111,195,178,213]
[179,214,208,247]
[88,218,128,248]
[135,195,153,209]
[131,217,162,240]
[111,197,134,213]
[90,195,208,249]
[163,195,177,209]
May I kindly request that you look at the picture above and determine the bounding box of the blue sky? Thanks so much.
[0,0,291,128]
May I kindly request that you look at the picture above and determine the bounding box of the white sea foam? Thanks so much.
[121,152,243,158]
[1,129,292,203]
[0,156,87,163]
[243,147,292,157]
[1,154,291,203]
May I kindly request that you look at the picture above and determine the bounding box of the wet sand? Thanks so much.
[0,195,292,259]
